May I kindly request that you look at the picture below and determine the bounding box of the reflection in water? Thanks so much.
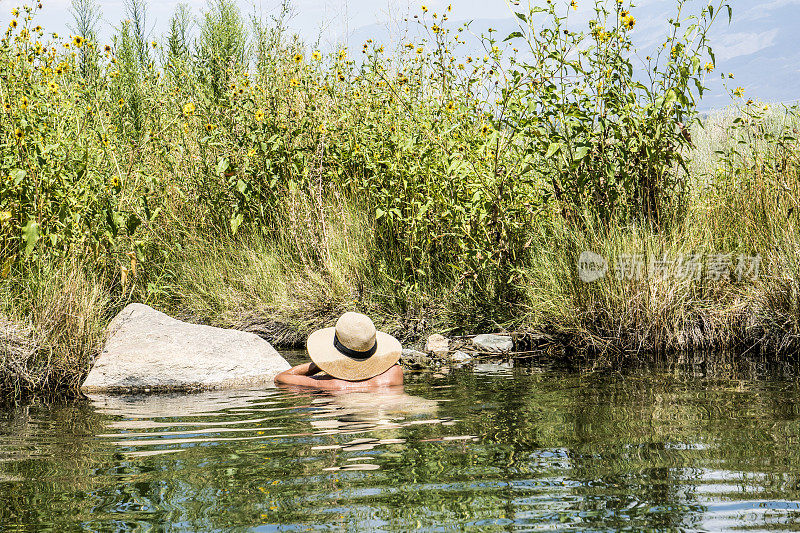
[90,389,445,467]
[1,362,800,530]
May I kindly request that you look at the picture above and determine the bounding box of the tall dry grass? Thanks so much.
[1,261,112,397]
[510,103,800,356]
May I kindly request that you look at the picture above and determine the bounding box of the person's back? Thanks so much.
[274,312,403,390]
[274,361,402,390]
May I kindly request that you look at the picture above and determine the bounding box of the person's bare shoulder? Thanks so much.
[373,364,403,386]
[325,364,403,391]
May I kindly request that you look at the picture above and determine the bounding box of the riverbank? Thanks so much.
[3,197,800,399]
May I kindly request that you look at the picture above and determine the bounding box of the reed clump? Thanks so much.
[0,261,110,396]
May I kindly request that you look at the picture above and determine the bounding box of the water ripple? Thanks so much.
[2,367,800,531]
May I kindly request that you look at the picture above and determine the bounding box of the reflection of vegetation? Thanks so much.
[3,368,800,529]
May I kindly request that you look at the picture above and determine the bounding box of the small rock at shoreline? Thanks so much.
[471,334,513,353]
[425,334,449,356]
[450,350,472,363]
[401,348,431,369]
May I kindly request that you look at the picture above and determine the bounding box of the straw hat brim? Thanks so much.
[307,327,402,381]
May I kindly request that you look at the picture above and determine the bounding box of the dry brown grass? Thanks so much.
[0,261,111,397]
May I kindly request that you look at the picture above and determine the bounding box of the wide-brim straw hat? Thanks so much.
[307,312,402,381]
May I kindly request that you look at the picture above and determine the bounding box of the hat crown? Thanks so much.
[335,312,377,353]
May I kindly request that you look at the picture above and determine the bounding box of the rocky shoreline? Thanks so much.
[399,331,571,370]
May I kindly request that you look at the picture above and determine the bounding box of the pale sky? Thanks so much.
[2,0,517,45]
[2,0,799,108]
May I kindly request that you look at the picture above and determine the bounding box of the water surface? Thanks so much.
[2,355,800,531]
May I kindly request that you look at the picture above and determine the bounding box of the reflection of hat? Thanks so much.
[307,312,401,381]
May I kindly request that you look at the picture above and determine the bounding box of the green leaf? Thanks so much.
[573,146,589,161]
[418,200,432,218]
[126,214,141,236]
[105,207,118,238]
[545,142,562,159]
[230,213,243,235]
[11,169,25,186]
[375,207,385,220]
[216,158,229,174]
[22,220,40,258]
[691,56,700,74]
[503,31,524,42]
[0,257,12,279]
[664,88,677,109]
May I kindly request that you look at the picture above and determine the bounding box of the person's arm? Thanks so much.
[274,362,357,390]
[274,362,322,387]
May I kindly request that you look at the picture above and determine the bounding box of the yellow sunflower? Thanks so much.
[622,14,635,29]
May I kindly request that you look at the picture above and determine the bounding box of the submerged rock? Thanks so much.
[449,350,472,362]
[474,362,514,375]
[81,303,290,393]
[401,348,431,369]
[425,334,449,356]
[471,334,514,353]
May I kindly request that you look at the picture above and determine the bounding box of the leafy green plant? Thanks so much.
[503,0,731,229]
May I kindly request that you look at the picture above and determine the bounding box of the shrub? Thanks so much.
[501,0,731,229]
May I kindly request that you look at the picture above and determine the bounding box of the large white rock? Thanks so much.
[81,304,290,393]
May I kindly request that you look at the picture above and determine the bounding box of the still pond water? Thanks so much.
[2,354,800,531]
